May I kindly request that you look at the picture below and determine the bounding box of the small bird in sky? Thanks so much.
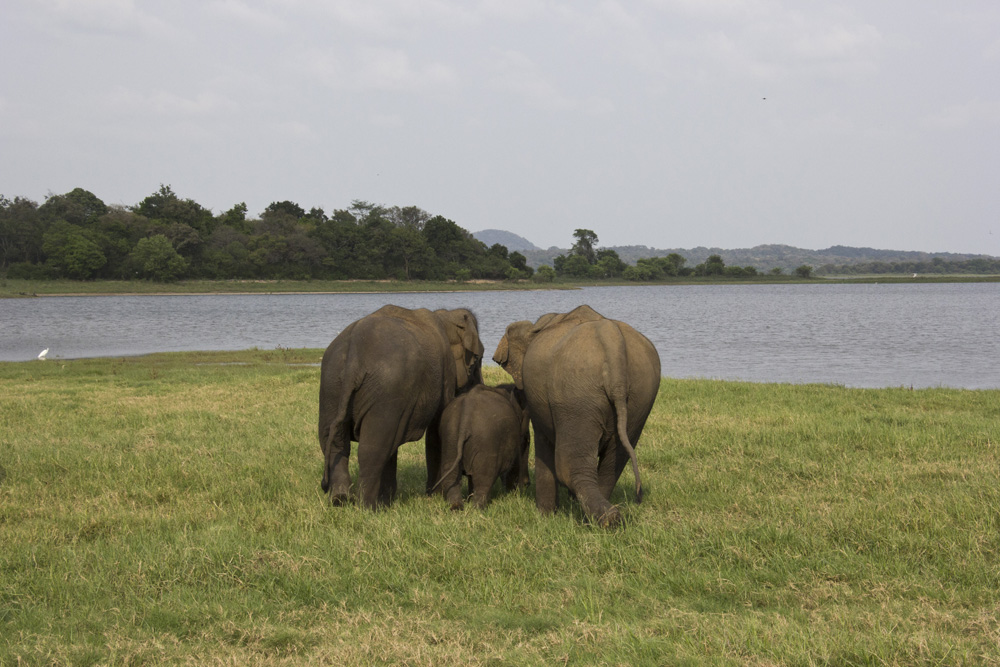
[38,348,49,360]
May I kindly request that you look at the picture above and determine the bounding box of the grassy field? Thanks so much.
[2,351,999,664]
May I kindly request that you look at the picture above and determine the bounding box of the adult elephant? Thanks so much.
[318,305,484,508]
[493,305,660,527]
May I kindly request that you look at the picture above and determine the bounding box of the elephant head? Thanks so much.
[492,320,533,389]
[435,308,485,390]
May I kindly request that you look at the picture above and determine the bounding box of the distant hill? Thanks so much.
[472,229,540,253]
[507,240,999,274]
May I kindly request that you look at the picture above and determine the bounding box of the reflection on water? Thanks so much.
[1,283,998,389]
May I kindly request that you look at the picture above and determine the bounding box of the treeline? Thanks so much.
[544,229,814,281]
[0,187,533,282]
[818,258,1000,275]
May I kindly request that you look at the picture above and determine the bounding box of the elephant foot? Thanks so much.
[595,506,622,529]
[449,500,464,511]
[329,491,350,506]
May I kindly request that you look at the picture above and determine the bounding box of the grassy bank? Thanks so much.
[0,278,570,297]
[2,351,998,664]
[4,274,998,297]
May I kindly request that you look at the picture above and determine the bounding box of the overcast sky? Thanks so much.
[2,1,998,254]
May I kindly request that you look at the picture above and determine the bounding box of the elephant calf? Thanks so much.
[436,384,530,510]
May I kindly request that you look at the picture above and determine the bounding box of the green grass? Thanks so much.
[0,278,570,298]
[2,352,999,664]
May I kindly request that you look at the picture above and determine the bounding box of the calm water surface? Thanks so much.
[1,284,998,389]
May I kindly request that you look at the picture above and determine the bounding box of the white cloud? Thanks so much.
[104,88,238,117]
[644,0,769,21]
[356,48,458,93]
[274,120,315,138]
[790,22,882,61]
[489,51,582,112]
[984,38,1000,61]
[923,99,1000,130]
[40,0,171,36]
[207,0,284,31]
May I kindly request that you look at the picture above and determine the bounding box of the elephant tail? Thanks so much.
[431,433,467,493]
[320,370,362,494]
[613,396,643,504]
[601,321,642,504]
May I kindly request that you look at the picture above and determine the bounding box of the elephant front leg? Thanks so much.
[378,449,399,506]
[534,432,559,514]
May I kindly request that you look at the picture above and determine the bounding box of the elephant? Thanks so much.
[434,383,530,510]
[493,305,660,527]
[318,304,484,508]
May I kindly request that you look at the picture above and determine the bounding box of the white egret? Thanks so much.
[38,348,49,360]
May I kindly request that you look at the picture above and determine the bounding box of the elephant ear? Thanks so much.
[436,309,484,390]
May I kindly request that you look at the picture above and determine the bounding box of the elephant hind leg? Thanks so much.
[597,442,630,502]
[534,431,558,514]
[557,434,621,528]
[471,476,493,509]
[321,420,352,505]
[356,419,401,510]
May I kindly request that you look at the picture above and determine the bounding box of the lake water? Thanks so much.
[1,284,998,389]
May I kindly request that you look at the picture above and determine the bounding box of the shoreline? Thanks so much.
[3,275,998,298]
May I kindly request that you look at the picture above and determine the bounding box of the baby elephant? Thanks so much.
[436,384,530,510]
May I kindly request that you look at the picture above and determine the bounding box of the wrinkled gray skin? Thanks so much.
[435,383,530,510]
[318,305,484,509]
[493,305,660,528]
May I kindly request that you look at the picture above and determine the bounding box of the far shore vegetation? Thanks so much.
[2,351,998,663]
[3,272,1000,298]
[3,187,998,296]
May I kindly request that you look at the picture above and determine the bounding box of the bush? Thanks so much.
[5,262,57,280]
[532,265,556,283]
[130,235,189,281]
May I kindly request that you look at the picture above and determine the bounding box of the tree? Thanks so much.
[264,201,306,219]
[624,263,655,281]
[509,251,534,278]
[533,265,556,283]
[42,221,107,279]
[662,253,686,276]
[795,264,814,278]
[38,188,108,227]
[134,185,215,235]
[218,202,251,234]
[388,205,430,231]
[704,254,725,275]
[595,249,626,278]
[130,234,189,281]
[387,226,434,279]
[0,195,43,269]
[571,229,598,264]
[562,254,593,277]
